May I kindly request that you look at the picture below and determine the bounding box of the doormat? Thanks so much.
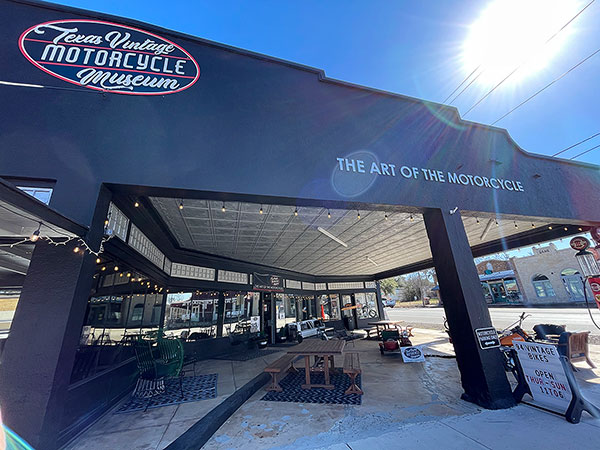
[261,369,362,405]
[213,349,280,361]
[115,374,218,413]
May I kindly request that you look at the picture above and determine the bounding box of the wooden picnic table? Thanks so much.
[287,339,346,390]
[367,320,403,339]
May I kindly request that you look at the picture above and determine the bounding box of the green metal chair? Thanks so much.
[132,337,185,404]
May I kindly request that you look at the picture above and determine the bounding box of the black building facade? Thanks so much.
[1,1,600,448]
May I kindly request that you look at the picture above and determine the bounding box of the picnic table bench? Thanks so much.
[264,354,298,392]
[343,352,363,395]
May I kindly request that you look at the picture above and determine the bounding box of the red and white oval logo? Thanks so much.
[569,236,590,251]
[19,20,200,95]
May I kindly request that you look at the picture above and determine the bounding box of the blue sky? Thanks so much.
[55,0,600,165]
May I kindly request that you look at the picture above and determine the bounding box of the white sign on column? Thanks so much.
[513,341,572,414]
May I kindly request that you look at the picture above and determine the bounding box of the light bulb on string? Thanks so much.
[222,202,226,212]
[73,246,80,253]
[114,266,119,271]
[30,222,42,242]
[514,221,518,229]
[327,210,331,219]
[410,215,414,222]
[531,223,535,228]
[384,214,388,221]
[548,226,553,230]
[495,219,499,226]
[179,200,184,210]
[134,201,139,208]
[259,205,263,214]
[357,211,361,220]
[96,258,101,264]
[476,217,480,224]
[294,208,298,217]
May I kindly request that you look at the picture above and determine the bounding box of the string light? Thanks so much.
[495,219,499,226]
[410,215,414,222]
[101,266,106,271]
[96,258,101,264]
[514,221,518,229]
[259,205,263,214]
[548,226,553,230]
[73,246,80,253]
[114,266,119,271]
[127,272,131,278]
[531,223,535,228]
[357,211,361,220]
[222,202,226,212]
[30,222,41,242]
[384,214,388,221]
[294,208,298,217]
[179,200,184,210]
[564,226,568,231]
[578,227,583,231]
[327,210,331,219]
[476,217,480,224]
[134,201,139,208]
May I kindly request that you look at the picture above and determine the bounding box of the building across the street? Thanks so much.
[476,242,600,304]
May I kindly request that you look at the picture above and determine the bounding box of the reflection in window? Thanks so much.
[356,292,379,319]
[165,291,220,339]
[224,292,260,337]
[532,274,556,298]
[319,294,341,320]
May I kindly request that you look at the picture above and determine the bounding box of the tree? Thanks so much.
[401,269,435,305]
[379,277,398,297]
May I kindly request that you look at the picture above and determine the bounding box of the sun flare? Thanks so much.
[463,0,582,84]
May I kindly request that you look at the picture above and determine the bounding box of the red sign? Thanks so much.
[569,236,590,251]
[589,278,600,310]
[19,20,200,95]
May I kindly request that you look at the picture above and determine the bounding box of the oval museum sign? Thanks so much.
[19,20,200,95]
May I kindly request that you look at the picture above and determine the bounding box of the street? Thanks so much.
[385,306,600,335]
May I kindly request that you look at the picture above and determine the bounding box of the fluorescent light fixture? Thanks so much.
[317,227,348,248]
[367,256,379,267]
[0,80,44,88]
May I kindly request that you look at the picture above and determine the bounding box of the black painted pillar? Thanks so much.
[0,186,111,449]
[375,280,385,318]
[216,291,225,337]
[423,208,515,409]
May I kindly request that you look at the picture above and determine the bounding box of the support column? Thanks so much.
[423,208,515,409]
[0,186,111,449]
[375,280,385,318]
[216,291,225,337]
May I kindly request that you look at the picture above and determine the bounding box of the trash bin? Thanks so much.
[343,316,355,331]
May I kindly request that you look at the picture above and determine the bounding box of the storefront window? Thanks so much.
[356,292,379,319]
[504,279,521,302]
[72,277,165,383]
[319,294,341,320]
[224,292,260,337]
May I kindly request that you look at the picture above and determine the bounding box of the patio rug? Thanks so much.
[261,369,362,405]
[213,349,280,361]
[115,373,218,413]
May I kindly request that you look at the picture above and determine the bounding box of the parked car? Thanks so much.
[382,298,396,308]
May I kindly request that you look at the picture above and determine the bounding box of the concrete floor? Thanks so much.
[63,348,290,450]
[202,330,479,449]
[64,328,600,449]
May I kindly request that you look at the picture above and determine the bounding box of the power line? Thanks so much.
[448,70,483,105]
[552,131,600,157]
[492,46,600,125]
[462,0,595,117]
[570,142,600,160]
[442,65,481,104]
